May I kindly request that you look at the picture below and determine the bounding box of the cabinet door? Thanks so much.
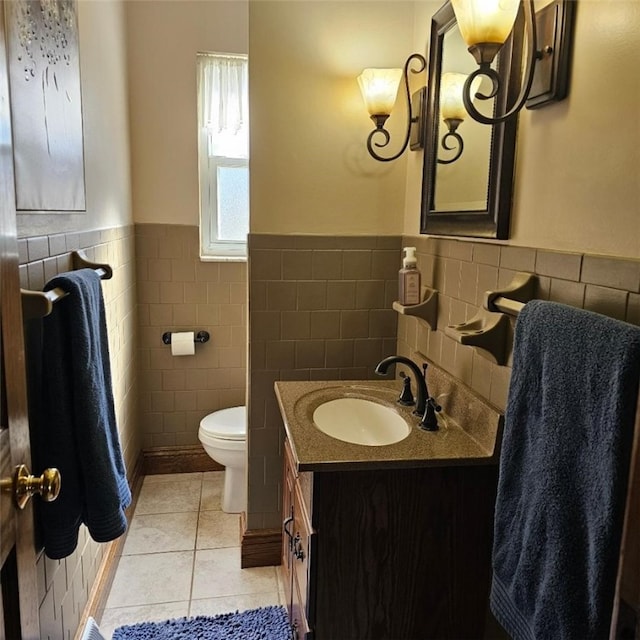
[282,440,295,617]
[292,479,316,626]
[291,575,312,640]
[283,438,315,638]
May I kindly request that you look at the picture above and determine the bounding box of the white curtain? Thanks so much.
[197,54,248,159]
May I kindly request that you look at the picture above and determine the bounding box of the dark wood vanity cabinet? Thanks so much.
[281,437,498,640]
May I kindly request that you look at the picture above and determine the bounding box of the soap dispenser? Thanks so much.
[399,246,421,306]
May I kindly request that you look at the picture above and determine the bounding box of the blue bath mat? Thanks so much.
[111,605,290,640]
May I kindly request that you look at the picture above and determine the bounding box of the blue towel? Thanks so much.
[490,300,640,640]
[35,269,131,559]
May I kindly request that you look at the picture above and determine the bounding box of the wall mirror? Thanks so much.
[420,1,523,239]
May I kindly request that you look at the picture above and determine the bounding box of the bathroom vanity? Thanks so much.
[275,369,503,640]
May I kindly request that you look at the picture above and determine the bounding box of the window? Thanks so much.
[197,53,249,259]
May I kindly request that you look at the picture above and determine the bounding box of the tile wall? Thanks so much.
[397,236,640,412]
[135,224,247,449]
[246,234,402,531]
[18,225,138,640]
[245,232,640,534]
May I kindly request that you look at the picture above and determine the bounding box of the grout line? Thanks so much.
[102,471,281,627]
[187,476,204,615]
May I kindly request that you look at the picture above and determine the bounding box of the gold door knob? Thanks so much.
[0,464,61,510]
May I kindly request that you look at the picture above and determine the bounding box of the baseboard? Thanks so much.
[142,444,223,475]
[240,512,282,568]
[75,451,145,640]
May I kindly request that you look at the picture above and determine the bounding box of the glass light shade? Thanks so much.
[450,0,520,46]
[357,68,403,116]
[440,72,483,120]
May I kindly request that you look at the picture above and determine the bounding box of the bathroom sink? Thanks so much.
[277,376,503,470]
[312,397,410,446]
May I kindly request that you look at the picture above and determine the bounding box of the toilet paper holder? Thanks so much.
[162,331,210,345]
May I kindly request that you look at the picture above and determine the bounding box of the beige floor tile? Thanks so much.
[191,548,279,600]
[106,551,194,608]
[98,601,189,640]
[135,479,202,515]
[100,471,285,635]
[189,592,282,618]
[143,472,203,484]
[200,474,224,511]
[123,512,198,555]
[196,511,240,550]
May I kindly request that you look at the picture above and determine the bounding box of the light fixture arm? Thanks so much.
[462,0,540,125]
[366,53,426,162]
[437,118,464,165]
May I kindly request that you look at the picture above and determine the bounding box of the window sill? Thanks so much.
[199,254,247,263]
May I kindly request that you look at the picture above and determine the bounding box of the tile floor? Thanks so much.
[98,472,285,639]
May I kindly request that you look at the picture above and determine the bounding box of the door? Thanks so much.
[0,2,40,637]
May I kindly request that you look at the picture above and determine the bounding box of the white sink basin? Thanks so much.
[312,398,410,446]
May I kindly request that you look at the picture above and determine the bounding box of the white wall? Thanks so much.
[17,0,133,237]
[125,0,248,226]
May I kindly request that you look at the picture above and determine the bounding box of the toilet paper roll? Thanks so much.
[171,331,196,356]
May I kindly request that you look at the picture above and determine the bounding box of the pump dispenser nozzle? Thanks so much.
[403,247,417,267]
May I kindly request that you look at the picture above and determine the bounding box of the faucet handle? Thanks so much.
[420,397,441,431]
[397,372,415,407]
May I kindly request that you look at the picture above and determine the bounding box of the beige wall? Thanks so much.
[126,0,413,235]
[126,0,640,259]
[125,0,248,226]
[80,0,639,260]
[404,0,640,260]
[17,0,133,237]
[249,1,418,236]
[124,2,250,447]
[249,0,639,258]
[512,0,639,258]
[136,225,246,449]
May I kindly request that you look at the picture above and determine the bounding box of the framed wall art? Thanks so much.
[5,0,86,212]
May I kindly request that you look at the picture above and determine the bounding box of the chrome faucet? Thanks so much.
[374,355,439,431]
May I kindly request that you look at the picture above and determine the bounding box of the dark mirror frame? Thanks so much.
[420,1,523,239]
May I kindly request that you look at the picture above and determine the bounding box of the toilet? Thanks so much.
[198,406,247,513]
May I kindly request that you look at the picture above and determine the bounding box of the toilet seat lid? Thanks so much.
[200,406,246,441]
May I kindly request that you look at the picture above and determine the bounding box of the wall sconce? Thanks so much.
[437,72,481,164]
[450,0,575,125]
[358,53,426,162]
